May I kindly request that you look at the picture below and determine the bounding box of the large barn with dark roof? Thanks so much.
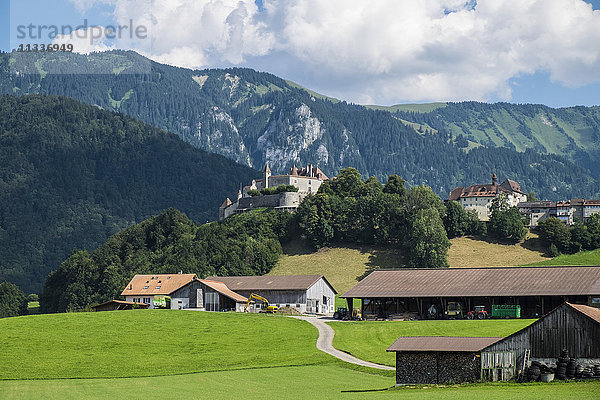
[341,266,600,319]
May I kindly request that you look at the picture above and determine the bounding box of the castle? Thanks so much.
[219,163,329,221]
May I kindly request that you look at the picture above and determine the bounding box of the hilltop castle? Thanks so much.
[219,163,329,220]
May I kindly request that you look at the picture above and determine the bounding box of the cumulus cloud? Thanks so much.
[59,0,600,104]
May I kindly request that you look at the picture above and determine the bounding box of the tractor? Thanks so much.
[466,305,489,320]
[333,307,362,320]
[444,302,463,319]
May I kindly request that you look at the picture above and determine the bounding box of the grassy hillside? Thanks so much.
[271,237,550,294]
[365,102,448,113]
[269,239,403,293]
[0,310,326,379]
[329,319,535,367]
[449,235,550,268]
[524,248,600,266]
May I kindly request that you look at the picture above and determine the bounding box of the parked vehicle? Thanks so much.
[491,304,521,318]
[246,293,278,313]
[445,302,463,319]
[466,305,489,320]
[333,307,362,320]
[152,296,171,309]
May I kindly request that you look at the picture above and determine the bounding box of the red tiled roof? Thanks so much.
[569,302,600,324]
[121,274,196,296]
[200,280,248,303]
[387,337,502,352]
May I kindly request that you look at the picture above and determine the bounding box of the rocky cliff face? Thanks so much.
[2,50,599,200]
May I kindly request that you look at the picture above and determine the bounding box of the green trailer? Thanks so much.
[491,304,521,318]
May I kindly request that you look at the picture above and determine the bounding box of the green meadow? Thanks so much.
[1,311,598,399]
[0,310,327,380]
[328,319,535,366]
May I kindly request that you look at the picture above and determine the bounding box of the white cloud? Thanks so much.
[59,0,600,104]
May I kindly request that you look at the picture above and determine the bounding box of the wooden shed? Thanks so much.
[386,337,503,385]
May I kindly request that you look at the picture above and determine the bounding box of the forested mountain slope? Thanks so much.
[0,95,257,293]
[390,102,600,174]
[2,50,598,200]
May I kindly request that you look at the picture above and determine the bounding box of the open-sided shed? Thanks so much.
[341,266,600,319]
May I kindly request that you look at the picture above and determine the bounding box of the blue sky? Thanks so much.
[1,0,599,108]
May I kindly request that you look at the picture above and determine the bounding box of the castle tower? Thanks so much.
[290,164,299,176]
[263,163,271,188]
[492,173,498,186]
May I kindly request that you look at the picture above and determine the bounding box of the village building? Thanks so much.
[387,302,600,385]
[121,274,247,311]
[207,275,337,314]
[341,266,600,320]
[449,174,527,221]
[519,199,600,227]
[219,163,328,220]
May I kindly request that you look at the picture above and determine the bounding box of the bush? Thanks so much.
[27,293,39,302]
[247,189,260,197]
[0,282,28,318]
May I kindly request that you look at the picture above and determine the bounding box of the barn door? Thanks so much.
[197,288,203,308]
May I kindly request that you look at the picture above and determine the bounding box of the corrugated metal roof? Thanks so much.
[200,280,248,303]
[387,337,502,352]
[569,302,600,324]
[121,274,196,296]
[207,275,336,293]
[341,266,600,298]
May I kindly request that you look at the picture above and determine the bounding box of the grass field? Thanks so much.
[328,319,535,367]
[1,369,598,400]
[0,310,328,379]
[524,248,600,266]
[1,311,598,399]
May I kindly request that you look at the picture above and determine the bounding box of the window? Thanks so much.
[155,286,161,290]
[143,297,151,304]
[143,285,149,289]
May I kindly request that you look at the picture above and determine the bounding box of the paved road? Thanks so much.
[291,316,395,370]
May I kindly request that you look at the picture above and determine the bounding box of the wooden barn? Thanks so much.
[387,302,600,385]
[208,275,337,314]
[341,266,600,319]
[483,302,600,372]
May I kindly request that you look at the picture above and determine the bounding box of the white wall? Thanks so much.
[125,295,155,309]
[306,278,336,314]
[171,298,189,310]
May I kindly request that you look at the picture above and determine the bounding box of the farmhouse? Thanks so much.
[208,275,337,314]
[387,302,600,385]
[121,274,248,311]
[341,266,600,319]
[449,173,526,221]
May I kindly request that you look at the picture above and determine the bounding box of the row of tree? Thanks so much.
[538,214,600,256]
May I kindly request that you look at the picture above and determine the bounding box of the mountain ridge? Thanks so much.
[1,50,599,200]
